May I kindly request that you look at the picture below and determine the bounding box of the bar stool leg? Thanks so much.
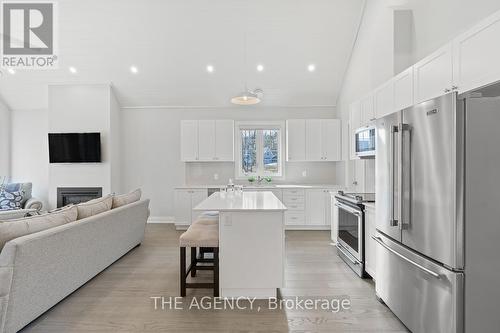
[214,248,219,297]
[191,247,197,277]
[180,247,186,296]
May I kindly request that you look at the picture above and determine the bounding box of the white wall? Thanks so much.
[110,88,121,194]
[121,106,338,219]
[11,109,49,206]
[0,101,11,181]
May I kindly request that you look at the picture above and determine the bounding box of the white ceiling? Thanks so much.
[0,0,364,110]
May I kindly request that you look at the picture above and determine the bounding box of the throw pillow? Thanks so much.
[112,189,142,208]
[77,195,113,220]
[0,190,24,211]
[0,205,78,251]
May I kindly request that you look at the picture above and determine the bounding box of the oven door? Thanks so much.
[335,200,363,261]
[355,126,376,157]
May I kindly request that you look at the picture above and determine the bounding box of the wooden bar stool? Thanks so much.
[179,222,219,297]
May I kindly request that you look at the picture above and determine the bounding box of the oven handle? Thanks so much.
[372,236,440,279]
[334,202,361,216]
[336,243,359,265]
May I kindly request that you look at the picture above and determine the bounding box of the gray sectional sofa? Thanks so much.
[0,199,150,333]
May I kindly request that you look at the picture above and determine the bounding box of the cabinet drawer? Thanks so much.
[285,212,305,225]
[282,188,305,197]
[283,196,305,206]
[284,201,305,211]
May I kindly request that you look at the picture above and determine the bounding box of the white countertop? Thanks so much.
[176,184,343,190]
[193,191,287,212]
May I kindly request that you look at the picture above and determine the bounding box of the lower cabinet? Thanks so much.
[364,203,376,279]
[330,194,338,243]
[174,189,208,228]
[283,188,335,229]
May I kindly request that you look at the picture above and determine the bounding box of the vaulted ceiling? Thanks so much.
[0,0,364,110]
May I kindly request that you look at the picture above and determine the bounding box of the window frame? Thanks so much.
[235,121,285,179]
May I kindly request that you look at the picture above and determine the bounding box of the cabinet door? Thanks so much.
[349,101,361,160]
[374,80,395,119]
[364,204,376,279]
[180,120,198,161]
[215,120,234,161]
[346,159,366,192]
[453,11,500,94]
[190,190,208,223]
[413,43,453,104]
[305,119,323,161]
[394,66,414,111]
[197,120,216,161]
[286,119,306,161]
[331,196,338,243]
[360,94,375,125]
[174,189,192,225]
[305,189,326,225]
[323,120,341,161]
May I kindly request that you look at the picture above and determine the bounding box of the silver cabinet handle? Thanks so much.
[372,236,440,279]
[334,202,361,216]
[336,244,359,265]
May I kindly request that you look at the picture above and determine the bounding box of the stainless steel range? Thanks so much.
[334,191,374,277]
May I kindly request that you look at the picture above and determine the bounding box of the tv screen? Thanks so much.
[48,133,101,163]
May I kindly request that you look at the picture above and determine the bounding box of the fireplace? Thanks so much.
[57,187,102,208]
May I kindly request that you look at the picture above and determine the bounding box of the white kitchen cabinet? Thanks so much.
[286,119,306,161]
[174,189,208,228]
[394,66,414,111]
[304,119,342,162]
[360,93,375,125]
[180,120,198,161]
[349,101,361,160]
[305,188,334,226]
[453,10,500,94]
[374,79,395,119]
[197,120,216,161]
[180,120,234,162]
[215,120,234,161]
[345,159,366,193]
[413,43,454,104]
[330,194,338,243]
[364,203,376,279]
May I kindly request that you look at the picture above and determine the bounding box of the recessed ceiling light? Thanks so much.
[7,68,15,75]
[256,64,264,72]
[308,64,316,72]
[206,65,214,73]
[69,66,77,74]
[130,66,138,74]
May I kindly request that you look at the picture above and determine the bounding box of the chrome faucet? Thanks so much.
[257,175,264,185]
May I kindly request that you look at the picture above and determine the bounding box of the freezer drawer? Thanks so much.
[374,232,463,333]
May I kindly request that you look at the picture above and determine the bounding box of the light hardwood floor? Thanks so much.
[21,224,407,332]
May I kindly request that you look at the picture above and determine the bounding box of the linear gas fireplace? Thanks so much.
[57,187,102,208]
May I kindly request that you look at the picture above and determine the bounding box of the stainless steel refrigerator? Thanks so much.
[375,82,500,333]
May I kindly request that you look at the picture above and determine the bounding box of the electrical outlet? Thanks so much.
[302,170,307,177]
[214,173,219,180]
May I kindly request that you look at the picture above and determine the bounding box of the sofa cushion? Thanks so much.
[112,189,142,209]
[0,205,77,250]
[77,195,113,220]
[0,190,25,211]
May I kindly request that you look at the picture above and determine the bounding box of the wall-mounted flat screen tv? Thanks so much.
[48,133,101,163]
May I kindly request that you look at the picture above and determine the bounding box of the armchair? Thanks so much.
[0,182,43,220]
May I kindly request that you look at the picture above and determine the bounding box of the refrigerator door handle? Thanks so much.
[390,125,399,227]
[398,123,410,230]
[372,236,441,279]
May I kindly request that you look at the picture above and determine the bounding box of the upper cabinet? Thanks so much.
[413,44,454,104]
[374,79,395,119]
[394,66,414,111]
[360,93,376,125]
[287,119,341,162]
[286,119,306,161]
[180,120,234,162]
[453,10,500,94]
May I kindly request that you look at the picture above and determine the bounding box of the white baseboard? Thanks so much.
[285,225,331,230]
[147,216,175,224]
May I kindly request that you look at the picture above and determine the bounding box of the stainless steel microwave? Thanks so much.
[355,126,376,158]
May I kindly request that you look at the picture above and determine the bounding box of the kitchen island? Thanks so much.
[193,191,287,298]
